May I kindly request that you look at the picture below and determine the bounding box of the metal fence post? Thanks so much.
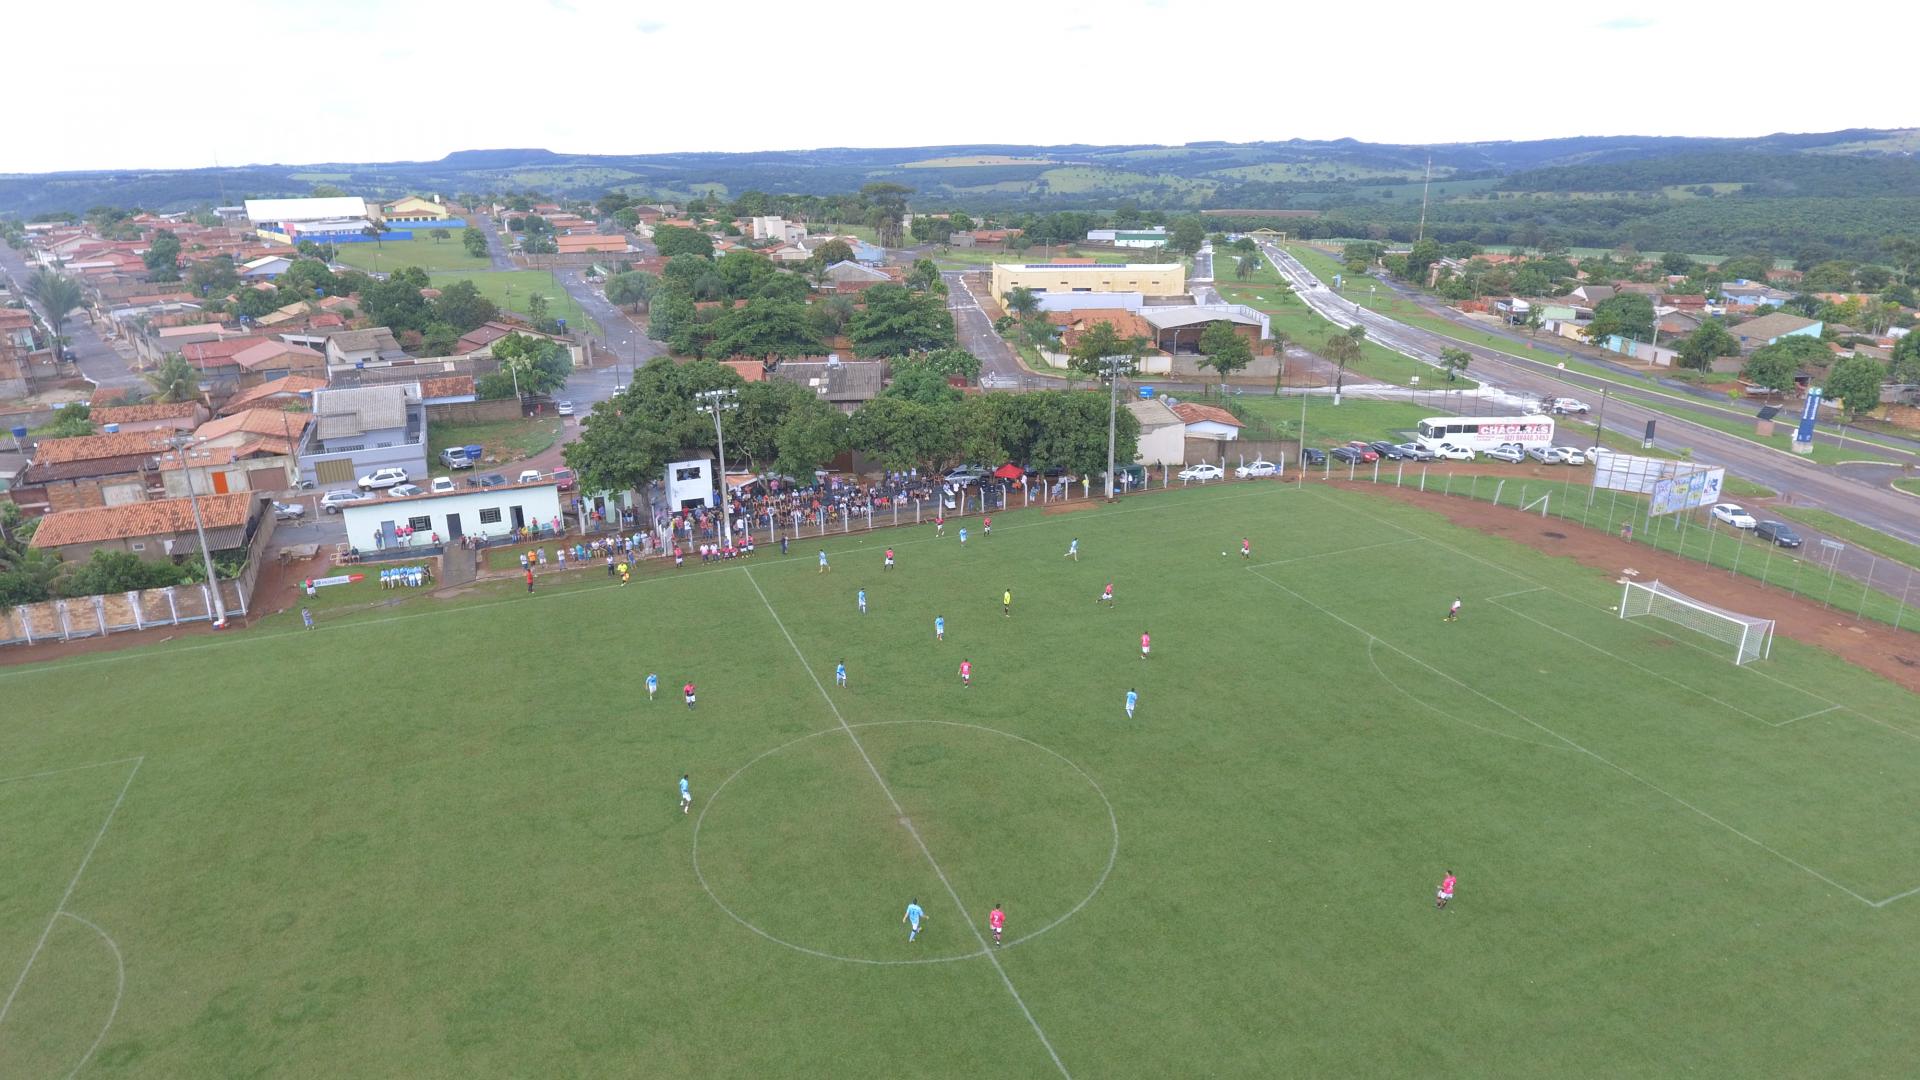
[1857,560,1876,619]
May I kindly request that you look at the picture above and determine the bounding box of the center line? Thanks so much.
[745,569,1072,1078]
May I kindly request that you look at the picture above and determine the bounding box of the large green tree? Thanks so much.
[1583,293,1656,343]
[463,226,489,258]
[1745,334,1832,376]
[1002,286,1040,318]
[24,269,84,346]
[144,230,181,281]
[900,348,981,381]
[60,550,189,598]
[433,279,498,333]
[1197,321,1253,378]
[883,363,963,405]
[1739,346,1799,393]
[1066,319,1145,376]
[1889,330,1920,383]
[605,270,658,311]
[703,300,824,359]
[1674,319,1740,371]
[564,358,744,492]
[1824,355,1886,421]
[653,224,714,259]
[847,284,955,357]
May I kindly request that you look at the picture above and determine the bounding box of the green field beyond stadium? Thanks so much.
[2,485,1918,1076]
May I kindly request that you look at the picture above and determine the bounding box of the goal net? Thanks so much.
[1619,580,1774,665]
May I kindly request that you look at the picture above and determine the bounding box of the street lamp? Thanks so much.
[1096,354,1136,500]
[168,434,228,628]
[696,387,740,547]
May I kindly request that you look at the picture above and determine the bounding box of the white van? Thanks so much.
[518,470,543,484]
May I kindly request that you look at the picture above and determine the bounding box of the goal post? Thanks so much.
[1619,580,1774,665]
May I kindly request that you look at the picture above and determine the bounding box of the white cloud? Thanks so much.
[8,0,1912,173]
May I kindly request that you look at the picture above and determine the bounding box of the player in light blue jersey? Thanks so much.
[646,672,658,702]
[1126,688,1138,718]
[835,659,847,687]
[857,589,867,614]
[935,615,945,642]
[679,774,691,815]
[903,898,926,942]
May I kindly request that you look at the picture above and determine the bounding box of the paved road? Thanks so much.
[467,210,518,271]
[944,271,1043,386]
[0,244,142,393]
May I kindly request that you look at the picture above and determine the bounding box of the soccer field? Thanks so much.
[4,484,1920,1076]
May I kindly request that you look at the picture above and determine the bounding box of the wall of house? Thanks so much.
[46,521,248,566]
[989,264,1186,299]
[1184,420,1240,441]
[1134,424,1185,466]
[426,398,521,424]
[340,484,563,550]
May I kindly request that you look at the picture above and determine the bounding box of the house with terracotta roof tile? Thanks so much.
[1169,401,1244,441]
[219,374,326,415]
[28,490,264,565]
[232,340,325,386]
[89,401,208,434]
[10,431,176,514]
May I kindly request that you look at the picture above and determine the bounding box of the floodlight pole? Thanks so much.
[1099,355,1132,501]
[170,434,227,628]
[697,388,739,547]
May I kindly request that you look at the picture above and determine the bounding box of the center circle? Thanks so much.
[691,720,1119,965]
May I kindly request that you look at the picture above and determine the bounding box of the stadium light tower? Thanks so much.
[696,387,740,548]
[1097,354,1136,501]
[168,433,228,628]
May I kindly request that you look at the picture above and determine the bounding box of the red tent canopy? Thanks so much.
[993,463,1025,480]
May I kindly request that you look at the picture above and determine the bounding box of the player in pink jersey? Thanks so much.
[1097,581,1114,608]
[1241,537,1251,559]
[1140,631,1151,660]
[959,659,972,687]
[988,903,1005,946]
[1436,871,1456,909]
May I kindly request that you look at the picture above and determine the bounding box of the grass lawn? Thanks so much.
[1215,280,1462,388]
[427,416,564,470]
[932,247,1134,268]
[427,271,602,337]
[1897,477,1920,497]
[4,486,1920,1075]
[1768,506,1920,573]
[331,236,493,275]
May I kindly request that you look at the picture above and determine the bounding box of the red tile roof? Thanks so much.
[31,430,173,464]
[29,491,256,549]
[419,375,475,399]
[195,408,311,443]
[90,402,200,425]
[1169,402,1243,428]
[218,374,326,415]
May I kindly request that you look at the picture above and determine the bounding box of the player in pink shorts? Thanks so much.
[988,902,1005,946]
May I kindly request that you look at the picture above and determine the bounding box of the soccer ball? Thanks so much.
[1221,551,1227,556]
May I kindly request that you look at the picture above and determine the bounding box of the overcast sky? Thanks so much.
[11,0,1915,173]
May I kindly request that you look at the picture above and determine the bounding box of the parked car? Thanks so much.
[387,484,424,498]
[1235,459,1277,479]
[556,400,575,416]
[320,489,374,513]
[518,470,543,484]
[551,467,577,492]
[1548,446,1588,465]
[430,476,457,494]
[944,465,987,484]
[1344,440,1380,462]
[358,467,410,490]
[1367,440,1407,460]
[1329,446,1363,464]
[467,472,508,489]
[1484,445,1526,464]
[1432,443,1475,461]
[271,500,306,521]
[1300,447,1328,466]
[1394,442,1436,461]
[1710,503,1758,529]
[1178,463,1225,481]
[1526,446,1558,464]
[1755,520,1803,548]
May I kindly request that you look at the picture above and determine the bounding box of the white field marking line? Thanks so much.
[1364,638,1567,751]
[691,719,1120,966]
[0,483,1290,682]
[56,912,124,1080]
[1484,587,1547,602]
[0,756,143,786]
[1870,882,1920,908]
[1307,487,1916,739]
[1244,537,1417,570]
[1484,596,1795,732]
[745,569,1072,1079]
[1778,704,1845,727]
[1246,567,1883,908]
[0,756,143,1030]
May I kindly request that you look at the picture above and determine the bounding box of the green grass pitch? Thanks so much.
[3,484,1919,1076]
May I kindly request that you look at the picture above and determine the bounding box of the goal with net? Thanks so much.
[1619,580,1774,665]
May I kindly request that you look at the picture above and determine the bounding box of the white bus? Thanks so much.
[1414,414,1556,452]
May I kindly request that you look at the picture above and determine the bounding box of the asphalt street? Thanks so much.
[0,242,142,393]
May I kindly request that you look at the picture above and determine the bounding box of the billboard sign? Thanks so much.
[1593,453,1727,516]
[1649,468,1725,516]
[1796,386,1822,445]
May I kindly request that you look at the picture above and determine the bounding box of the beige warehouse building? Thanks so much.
[990,262,1186,303]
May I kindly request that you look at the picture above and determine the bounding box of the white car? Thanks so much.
[320,489,375,513]
[1551,398,1592,414]
[518,469,543,484]
[556,400,575,416]
[1178,463,1225,482]
[1484,445,1526,464]
[1432,443,1475,461]
[1548,446,1588,465]
[271,500,306,521]
[386,484,425,498]
[1234,459,1277,479]
[358,467,410,490]
[1710,503,1757,529]
[430,476,457,494]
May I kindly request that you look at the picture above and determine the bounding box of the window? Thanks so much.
[479,508,501,524]
[675,466,703,481]
[130,542,145,552]
[409,516,431,531]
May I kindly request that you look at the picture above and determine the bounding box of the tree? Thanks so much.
[1740,347,1799,394]
[860,182,913,247]
[1234,256,1257,281]
[1002,286,1040,319]
[24,269,84,343]
[563,357,744,492]
[1890,331,1920,384]
[1404,238,1442,282]
[1675,319,1740,371]
[361,220,391,249]
[902,348,981,381]
[1196,321,1253,378]
[1066,319,1145,376]
[652,224,714,259]
[1883,235,1920,285]
[773,397,849,479]
[187,255,239,298]
[1660,251,1696,276]
[144,230,182,281]
[847,284,955,357]
[883,363,963,405]
[1824,355,1886,421]
[1583,294,1656,343]
[1439,346,1472,378]
[1167,216,1206,254]
[429,227,452,243]
[493,333,574,395]
[1322,332,1362,396]
[60,550,188,598]
[703,299,824,359]
[42,403,94,437]
[950,211,975,232]
[906,258,942,292]
[605,270,658,312]
[1746,334,1832,377]
[0,503,59,608]
[146,353,199,403]
[433,279,498,333]
[462,226,489,259]
[808,238,855,269]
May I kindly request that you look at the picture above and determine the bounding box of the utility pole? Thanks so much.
[697,387,739,547]
[1416,152,1433,245]
[170,434,228,628]
[1098,355,1134,500]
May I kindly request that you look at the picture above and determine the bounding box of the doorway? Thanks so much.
[445,513,464,542]
[509,505,525,531]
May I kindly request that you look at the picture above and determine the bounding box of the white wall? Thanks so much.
[1135,424,1185,466]
[340,483,562,550]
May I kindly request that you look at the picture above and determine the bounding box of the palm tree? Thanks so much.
[362,220,391,249]
[1003,286,1040,319]
[1322,332,1362,403]
[1270,329,1292,395]
[146,353,199,403]
[22,269,84,394]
